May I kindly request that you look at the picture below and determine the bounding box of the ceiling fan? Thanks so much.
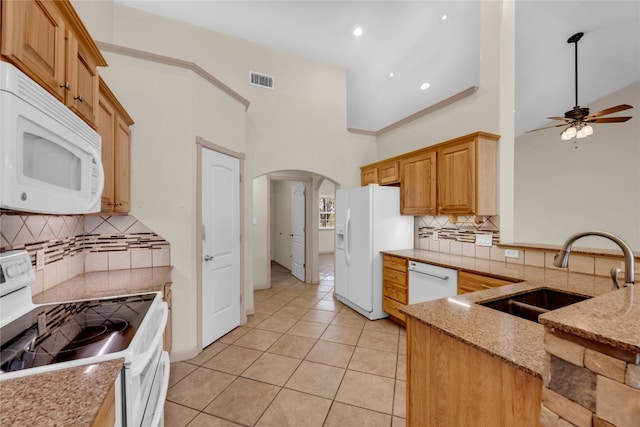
[527,31,633,140]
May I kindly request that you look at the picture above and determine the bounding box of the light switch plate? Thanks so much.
[432,230,439,241]
[475,234,492,247]
[505,249,520,259]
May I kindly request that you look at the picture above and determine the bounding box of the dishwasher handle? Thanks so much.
[408,263,449,281]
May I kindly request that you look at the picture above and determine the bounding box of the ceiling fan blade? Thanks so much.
[547,116,571,121]
[586,116,632,123]
[585,104,633,119]
[525,122,567,133]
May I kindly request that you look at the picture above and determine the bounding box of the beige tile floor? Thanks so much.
[165,254,406,427]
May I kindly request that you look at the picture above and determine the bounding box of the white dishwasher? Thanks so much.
[408,260,458,304]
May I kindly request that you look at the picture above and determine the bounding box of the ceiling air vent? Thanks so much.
[249,71,274,89]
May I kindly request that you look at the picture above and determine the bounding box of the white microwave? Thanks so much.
[0,62,104,215]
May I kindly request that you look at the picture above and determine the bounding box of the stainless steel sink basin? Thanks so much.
[478,288,591,323]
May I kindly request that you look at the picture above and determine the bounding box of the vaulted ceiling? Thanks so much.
[117,1,639,136]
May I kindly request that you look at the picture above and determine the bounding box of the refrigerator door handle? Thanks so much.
[345,208,351,266]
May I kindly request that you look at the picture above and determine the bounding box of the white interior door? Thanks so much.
[202,148,240,347]
[291,183,305,281]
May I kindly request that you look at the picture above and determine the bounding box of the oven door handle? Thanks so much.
[131,302,168,377]
[148,351,171,427]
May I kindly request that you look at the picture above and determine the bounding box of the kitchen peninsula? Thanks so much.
[388,249,640,427]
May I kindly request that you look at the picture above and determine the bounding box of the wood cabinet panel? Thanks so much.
[383,254,408,273]
[97,88,116,212]
[114,114,131,213]
[97,78,133,214]
[378,160,399,185]
[360,161,399,186]
[383,281,407,304]
[361,166,378,186]
[92,379,116,427]
[382,254,408,326]
[382,297,406,325]
[457,271,518,294]
[1,0,107,128]
[383,268,407,288]
[66,33,99,126]
[400,150,437,215]
[406,318,542,426]
[438,140,475,214]
[1,0,66,100]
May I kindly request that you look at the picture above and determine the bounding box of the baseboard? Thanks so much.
[169,347,200,363]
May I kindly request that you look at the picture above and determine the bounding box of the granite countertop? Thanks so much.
[0,358,123,426]
[388,249,637,378]
[33,266,172,304]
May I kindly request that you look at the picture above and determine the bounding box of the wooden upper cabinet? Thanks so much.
[377,160,399,185]
[1,0,107,127]
[438,140,475,214]
[1,0,67,101]
[360,160,400,186]
[97,78,134,214]
[97,90,116,213]
[66,32,99,125]
[361,165,378,186]
[400,149,437,215]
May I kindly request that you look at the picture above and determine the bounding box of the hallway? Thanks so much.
[164,254,406,426]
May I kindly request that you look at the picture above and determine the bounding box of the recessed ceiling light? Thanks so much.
[441,14,448,21]
[388,72,394,77]
[420,82,431,90]
[353,26,364,37]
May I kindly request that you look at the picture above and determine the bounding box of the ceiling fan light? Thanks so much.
[564,126,577,139]
[561,130,572,140]
[582,125,593,136]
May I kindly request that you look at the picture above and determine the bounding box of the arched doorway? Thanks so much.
[252,171,339,290]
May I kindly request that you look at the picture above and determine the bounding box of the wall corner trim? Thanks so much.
[96,41,251,111]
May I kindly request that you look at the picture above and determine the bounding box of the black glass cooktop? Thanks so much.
[0,293,155,373]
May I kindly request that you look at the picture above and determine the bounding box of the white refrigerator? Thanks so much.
[335,184,414,320]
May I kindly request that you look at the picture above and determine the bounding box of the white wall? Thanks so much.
[252,175,269,289]
[72,0,377,358]
[514,82,640,249]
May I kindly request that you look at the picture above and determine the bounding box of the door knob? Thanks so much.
[204,255,213,261]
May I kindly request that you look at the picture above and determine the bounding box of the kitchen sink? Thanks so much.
[478,288,591,323]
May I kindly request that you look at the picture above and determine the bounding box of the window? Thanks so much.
[319,195,335,229]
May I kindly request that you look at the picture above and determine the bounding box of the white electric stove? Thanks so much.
[0,250,170,427]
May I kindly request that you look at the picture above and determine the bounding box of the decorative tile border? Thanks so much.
[417,215,500,244]
[0,213,170,268]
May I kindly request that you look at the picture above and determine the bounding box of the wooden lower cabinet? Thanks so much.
[382,254,408,326]
[458,271,519,294]
[406,317,542,426]
[92,380,116,426]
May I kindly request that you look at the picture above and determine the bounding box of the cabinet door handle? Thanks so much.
[60,82,70,90]
[74,95,84,102]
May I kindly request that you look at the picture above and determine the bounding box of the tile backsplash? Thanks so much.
[0,213,170,295]
[417,215,500,245]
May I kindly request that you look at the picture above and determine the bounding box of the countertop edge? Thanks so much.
[0,358,124,426]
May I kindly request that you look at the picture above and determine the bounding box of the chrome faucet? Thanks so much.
[554,231,635,288]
